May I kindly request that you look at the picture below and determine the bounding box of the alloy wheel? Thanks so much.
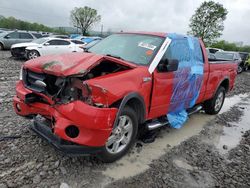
[106,115,133,154]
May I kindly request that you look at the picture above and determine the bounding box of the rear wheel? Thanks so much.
[204,86,225,115]
[27,50,40,59]
[98,106,138,163]
[237,65,243,74]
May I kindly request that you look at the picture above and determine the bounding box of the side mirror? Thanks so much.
[158,59,179,72]
[4,35,10,39]
[44,42,50,46]
[167,59,179,72]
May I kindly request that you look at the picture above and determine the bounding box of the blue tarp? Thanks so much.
[166,34,204,129]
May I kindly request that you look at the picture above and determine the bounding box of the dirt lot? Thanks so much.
[1,50,250,188]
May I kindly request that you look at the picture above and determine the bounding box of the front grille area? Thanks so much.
[23,69,60,95]
[11,47,26,56]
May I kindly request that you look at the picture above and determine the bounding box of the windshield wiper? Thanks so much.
[105,54,125,61]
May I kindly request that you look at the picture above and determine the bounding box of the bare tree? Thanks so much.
[70,6,101,35]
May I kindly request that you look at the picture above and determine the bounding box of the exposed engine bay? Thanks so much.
[23,60,131,107]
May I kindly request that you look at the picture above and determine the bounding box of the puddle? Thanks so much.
[216,97,250,154]
[103,113,214,180]
[219,93,248,114]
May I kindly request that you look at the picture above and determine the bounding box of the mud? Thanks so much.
[1,50,250,188]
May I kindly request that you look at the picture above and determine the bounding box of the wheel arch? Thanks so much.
[0,41,4,49]
[213,77,229,97]
[112,92,146,127]
[219,78,230,93]
[27,49,41,57]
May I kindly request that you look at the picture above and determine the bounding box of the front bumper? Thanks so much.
[31,116,104,155]
[13,81,118,147]
[11,48,26,58]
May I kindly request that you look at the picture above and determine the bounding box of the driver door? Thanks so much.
[148,43,179,119]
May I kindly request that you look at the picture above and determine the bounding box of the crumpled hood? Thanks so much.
[23,52,137,76]
[11,42,39,49]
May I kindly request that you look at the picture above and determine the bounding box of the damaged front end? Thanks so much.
[13,59,134,149]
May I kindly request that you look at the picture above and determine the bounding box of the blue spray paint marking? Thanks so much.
[166,34,204,129]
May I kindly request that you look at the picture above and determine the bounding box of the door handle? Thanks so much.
[143,77,152,82]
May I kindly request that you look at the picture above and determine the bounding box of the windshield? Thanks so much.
[88,34,164,65]
[32,38,48,44]
[215,52,234,60]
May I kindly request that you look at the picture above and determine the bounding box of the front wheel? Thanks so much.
[203,86,225,115]
[27,50,40,60]
[98,106,138,163]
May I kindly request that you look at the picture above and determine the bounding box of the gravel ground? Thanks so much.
[0,50,250,188]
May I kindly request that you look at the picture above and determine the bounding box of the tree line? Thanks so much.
[211,40,250,53]
[0,16,67,34]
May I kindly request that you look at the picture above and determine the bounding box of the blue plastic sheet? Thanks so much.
[166,34,204,129]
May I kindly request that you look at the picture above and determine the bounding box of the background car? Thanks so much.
[83,38,102,51]
[239,52,249,71]
[0,31,37,50]
[70,39,87,50]
[82,36,102,44]
[31,32,43,39]
[206,47,224,54]
[215,51,243,73]
[11,38,48,58]
[25,38,82,59]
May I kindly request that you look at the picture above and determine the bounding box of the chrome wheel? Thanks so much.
[28,51,38,59]
[106,115,133,154]
[215,91,224,112]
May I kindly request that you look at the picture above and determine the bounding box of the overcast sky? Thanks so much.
[0,0,249,44]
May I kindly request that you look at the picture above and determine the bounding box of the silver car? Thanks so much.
[0,31,37,50]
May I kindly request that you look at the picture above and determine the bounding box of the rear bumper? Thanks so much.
[13,81,118,147]
[31,117,104,155]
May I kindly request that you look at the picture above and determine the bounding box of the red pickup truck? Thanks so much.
[13,32,237,162]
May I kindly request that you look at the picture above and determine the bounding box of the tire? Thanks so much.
[27,50,40,60]
[237,65,243,74]
[203,86,225,115]
[98,106,138,163]
[0,43,4,51]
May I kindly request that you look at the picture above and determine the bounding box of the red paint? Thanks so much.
[13,33,237,148]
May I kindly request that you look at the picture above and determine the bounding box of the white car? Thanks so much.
[12,38,84,60]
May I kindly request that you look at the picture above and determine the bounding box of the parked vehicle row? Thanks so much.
[0,28,104,59]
